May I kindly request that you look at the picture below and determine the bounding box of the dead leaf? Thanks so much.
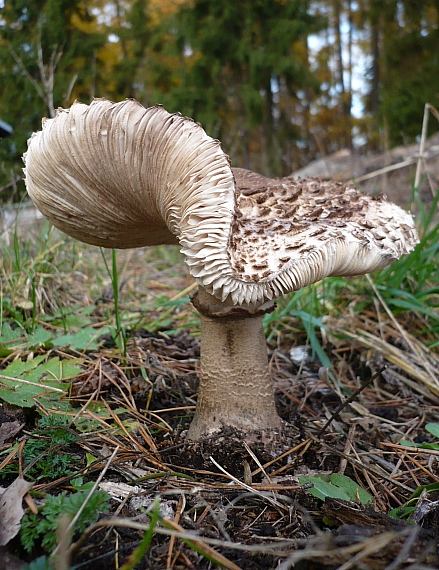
[0,421,24,445]
[0,478,34,546]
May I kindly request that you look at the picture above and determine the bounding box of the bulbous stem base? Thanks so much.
[186,287,282,441]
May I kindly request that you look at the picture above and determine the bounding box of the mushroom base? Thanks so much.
[187,288,282,441]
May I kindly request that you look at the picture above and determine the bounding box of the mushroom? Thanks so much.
[23,99,419,441]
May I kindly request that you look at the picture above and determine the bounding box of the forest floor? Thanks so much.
[1,227,439,570]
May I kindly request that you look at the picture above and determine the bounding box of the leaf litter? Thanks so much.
[0,242,439,569]
[0,478,34,546]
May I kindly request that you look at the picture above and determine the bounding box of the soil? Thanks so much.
[2,326,439,570]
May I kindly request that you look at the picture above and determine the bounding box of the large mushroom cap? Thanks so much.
[24,98,419,306]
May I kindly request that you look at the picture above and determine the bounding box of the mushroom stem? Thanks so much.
[187,287,282,440]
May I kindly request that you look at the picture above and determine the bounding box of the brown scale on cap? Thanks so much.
[228,168,417,289]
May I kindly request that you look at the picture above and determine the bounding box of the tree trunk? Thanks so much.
[370,22,380,117]
[333,0,352,149]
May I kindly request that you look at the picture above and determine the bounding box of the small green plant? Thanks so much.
[388,481,439,520]
[21,485,110,553]
[424,423,439,440]
[0,354,83,409]
[1,415,79,481]
[400,423,439,450]
[299,473,373,504]
[389,423,439,519]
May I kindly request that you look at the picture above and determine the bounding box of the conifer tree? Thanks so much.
[153,0,324,176]
[0,0,105,196]
[363,0,439,147]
